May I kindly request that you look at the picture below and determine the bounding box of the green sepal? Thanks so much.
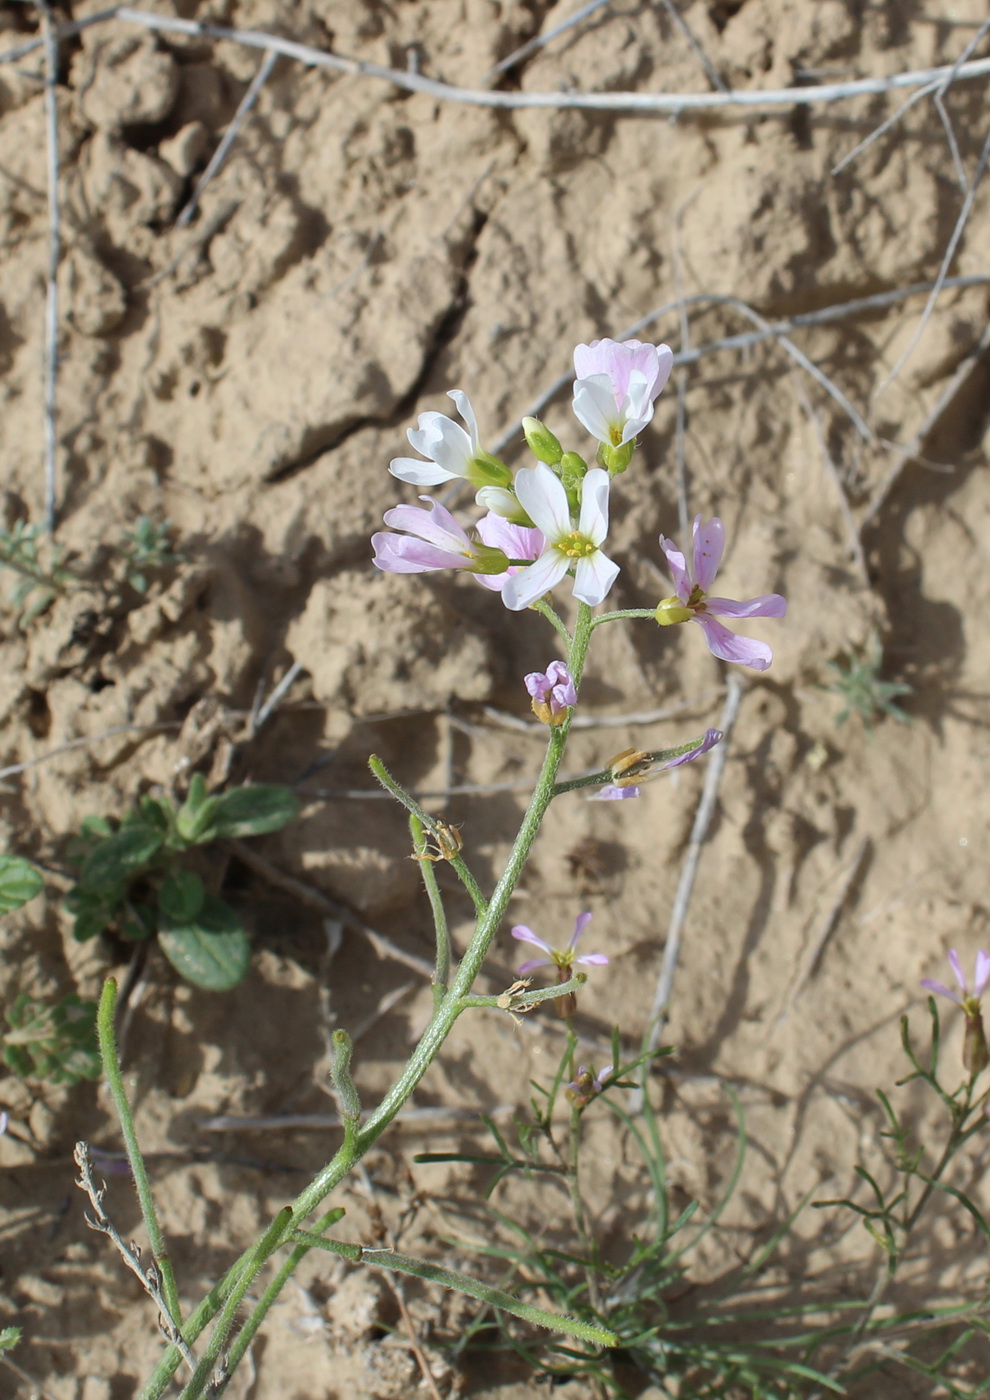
[0,856,44,914]
[158,894,251,990]
[521,416,563,465]
[467,451,513,490]
[158,870,205,923]
[598,438,636,475]
[206,784,300,840]
[80,823,164,890]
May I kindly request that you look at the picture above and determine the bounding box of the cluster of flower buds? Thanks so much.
[372,337,786,669]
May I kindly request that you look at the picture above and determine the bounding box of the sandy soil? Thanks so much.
[1,0,989,1395]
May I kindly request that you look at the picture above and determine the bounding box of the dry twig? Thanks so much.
[483,0,615,83]
[34,0,61,534]
[779,839,871,1020]
[177,49,277,228]
[73,1142,197,1374]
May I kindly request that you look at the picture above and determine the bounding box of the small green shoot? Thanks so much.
[0,854,43,913]
[0,521,75,624]
[821,635,912,731]
[0,1327,21,1353]
[119,516,182,593]
[65,779,299,990]
[3,992,100,1084]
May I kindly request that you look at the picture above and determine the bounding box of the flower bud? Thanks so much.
[655,596,694,626]
[522,417,563,465]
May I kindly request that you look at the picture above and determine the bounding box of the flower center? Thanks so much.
[557,531,597,559]
[687,583,707,612]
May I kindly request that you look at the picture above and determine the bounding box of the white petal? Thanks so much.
[514,463,572,542]
[389,456,456,486]
[572,376,618,444]
[501,549,570,611]
[578,468,610,545]
[447,389,480,451]
[573,550,619,607]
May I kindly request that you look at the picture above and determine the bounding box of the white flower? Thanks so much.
[501,464,619,611]
[571,338,673,447]
[389,390,482,486]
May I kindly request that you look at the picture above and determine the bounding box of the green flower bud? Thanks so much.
[469,544,512,576]
[599,439,636,475]
[655,596,693,626]
[522,416,563,465]
[964,1011,989,1075]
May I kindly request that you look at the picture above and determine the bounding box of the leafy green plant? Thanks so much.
[0,1326,21,1354]
[821,635,912,731]
[119,516,182,593]
[3,992,100,1084]
[0,521,76,624]
[65,777,300,990]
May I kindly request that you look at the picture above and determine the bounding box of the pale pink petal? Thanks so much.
[569,911,594,948]
[975,951,990,998]
[389,455,455,486]
[383,499,470,552]
[653,344,674,399]
[501,549,570,611]
[514,463,572,541]
[694,614,773,671]
[705,594,788,619]
[692,516,725,592]
[578,468,610,545]
[948,949,966,992]
[517,957,553,974]
[589,784,641,800]
[573,550,620,607]
[657,728,723,770]
[476,513,544,561]
[659,536,691,601]
[576,953,610,966]
[511,925,553,954]
[921,978,962,1005]
[372,534,466,573]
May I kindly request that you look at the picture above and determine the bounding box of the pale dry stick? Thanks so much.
[176,48,277,228]
[73,1142,198,1375]
[198,1104,513,1131]
[142,197,240,289]
[860,318,990,536]
[874,117,990,398]
[483,0,616,83]
[350,981,418,1045]
[0,6,117,64]
[0,721,180,783]
[660,0,728,94]
[630,673,745,1113]
[790,373,870,587]
[3,8,976,114]
[224,838,435,980]
[831,82,934,177]
[777,838,871,1023]
[35,0,61,534]
[251,659,305,732]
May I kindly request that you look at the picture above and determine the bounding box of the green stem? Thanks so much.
[457,972,587,1011]
[97,980,182,1326]
[591,608,657,627]
[177,1208,292,1400]
[532,597,571,641]
[369,759,487,919]
[140,605,598,1397]
[411,814,450,999]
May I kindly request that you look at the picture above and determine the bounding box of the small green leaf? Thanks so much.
[158,871,205,923]
[208,784,300,839]
[158,895,250,990]
[175,791,220,844]
[0,1325,21,1353]
[138,795,173,836]
[0,856,43,913]
[80,823,163,890]
[3,992,100,1084]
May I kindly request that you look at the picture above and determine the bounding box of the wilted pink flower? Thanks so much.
[501,464,618,611]
[572,338,673,447]
[372,498,507,576]
[525,661,577,725]
[590,728,723,800]
[656,516,786,672]
[922,950,990,1075]
[473,512,546,593]
[566,1065,607,1109]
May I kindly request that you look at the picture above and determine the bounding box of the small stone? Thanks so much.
[159,121,209,178]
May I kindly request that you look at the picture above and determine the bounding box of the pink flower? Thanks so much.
[572,338,673,447]
[372,497,507,576]
[922,950,990,1011]
[525,661,577,725]
[511,912,609,976]
[473,512,546,594]
[501,464,618,611]
[656,516,786,672]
